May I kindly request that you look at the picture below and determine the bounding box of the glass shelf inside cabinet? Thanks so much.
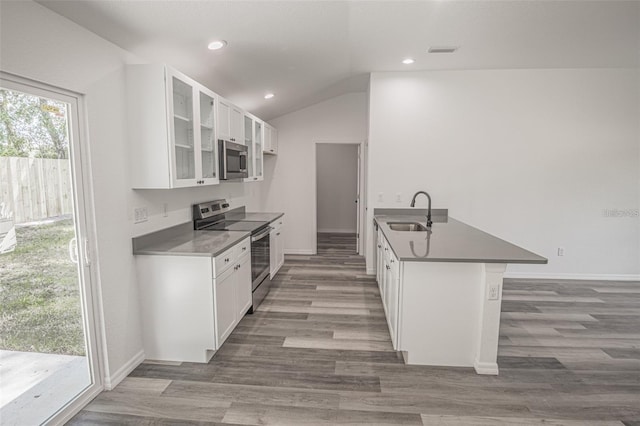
[174,114,191,122]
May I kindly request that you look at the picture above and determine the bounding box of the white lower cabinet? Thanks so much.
[376,231,400,350]
[376,227,384,292]
[214,265,237,347]
[235,252,252,319]
[213,248,251,348]
[386,252,400,346]
[137,237,252,363]
[270,216,285,278]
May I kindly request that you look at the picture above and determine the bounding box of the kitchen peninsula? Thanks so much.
[374,208,547,375]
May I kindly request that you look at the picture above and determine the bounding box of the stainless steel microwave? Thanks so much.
[218,139,248,180]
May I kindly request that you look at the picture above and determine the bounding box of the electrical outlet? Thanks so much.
[557,247,565,256]
[396,193,402,203]
[163,203,169,217]
[488,284,500,300]
[134,207,148,223]
[378,192,384,202]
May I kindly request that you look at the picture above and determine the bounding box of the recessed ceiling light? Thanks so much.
[264,93,275,99]
[207,40,227,50]
[428,46,458,54]
[402,58,415,65]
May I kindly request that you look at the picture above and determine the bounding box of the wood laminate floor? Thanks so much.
[69,234,640,425]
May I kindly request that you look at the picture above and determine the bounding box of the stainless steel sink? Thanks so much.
[387,222,428,232]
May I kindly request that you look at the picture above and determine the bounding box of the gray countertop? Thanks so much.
[374,211,547,264]
[132,222,249,257]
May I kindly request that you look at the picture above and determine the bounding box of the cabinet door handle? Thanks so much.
[384,247,388,251]
[390,259,395,263]
[225,258,229,263]
[276,232,280,236]
[377,244,381,248]
[386,265,390,270]
[242,247,247,251]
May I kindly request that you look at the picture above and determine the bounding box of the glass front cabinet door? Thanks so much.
[169,75,197,185]
[167,68,219,187]
[199,89,218,184]
[254,120,264,181]
[244,114,254,179]
[243,115,264,182]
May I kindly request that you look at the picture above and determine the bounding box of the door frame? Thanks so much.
[312,139,366,256]
[0,72,105,424]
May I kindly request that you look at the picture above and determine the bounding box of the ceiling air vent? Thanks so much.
[428,46,458,54]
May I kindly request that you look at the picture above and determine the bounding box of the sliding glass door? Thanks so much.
[0,74,102,425]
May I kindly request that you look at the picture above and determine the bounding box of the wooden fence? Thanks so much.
[0,157,72,224]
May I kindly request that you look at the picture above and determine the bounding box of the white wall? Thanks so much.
[260,92,368,254]
[367,69,640,279]
[316,144,358,233]
[0,0,261,387]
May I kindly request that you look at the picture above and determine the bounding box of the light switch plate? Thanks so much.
[134,207,148,223]
[488,284,500,300]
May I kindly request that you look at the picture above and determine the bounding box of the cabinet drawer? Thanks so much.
[213,245,236,278]
[271,217,283,232]
[234,237,251,259]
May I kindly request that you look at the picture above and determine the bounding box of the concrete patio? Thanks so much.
[0,350,90,425]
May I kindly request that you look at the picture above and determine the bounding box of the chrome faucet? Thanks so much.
[410,191,432,228]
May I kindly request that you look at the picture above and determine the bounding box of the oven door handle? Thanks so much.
[252,227,273,242]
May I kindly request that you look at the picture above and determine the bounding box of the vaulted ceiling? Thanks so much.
[37,1,640,121]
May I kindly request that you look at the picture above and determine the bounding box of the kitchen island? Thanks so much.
[374,209,547,375]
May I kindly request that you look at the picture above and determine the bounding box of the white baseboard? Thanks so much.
[474,360,499,375]
[317,228,357,234]
[504,272,640,281]
[366,268,375,275]
[104,349,145,390]
[284,249,314,255]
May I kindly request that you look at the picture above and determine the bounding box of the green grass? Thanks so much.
[0,218,86,356]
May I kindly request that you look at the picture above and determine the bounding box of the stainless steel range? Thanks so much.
[193,200,271,313]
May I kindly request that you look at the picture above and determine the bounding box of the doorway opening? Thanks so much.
[0,74,102,424]
[314,142,363,255]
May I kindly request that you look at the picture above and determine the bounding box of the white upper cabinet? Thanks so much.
[243,114,264,182]
[127,64,275,189]
[127,64,219,188]
[217,99,230,142]
[264,123,278,155]
[254,119,264,180]
[218,98,243,144]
